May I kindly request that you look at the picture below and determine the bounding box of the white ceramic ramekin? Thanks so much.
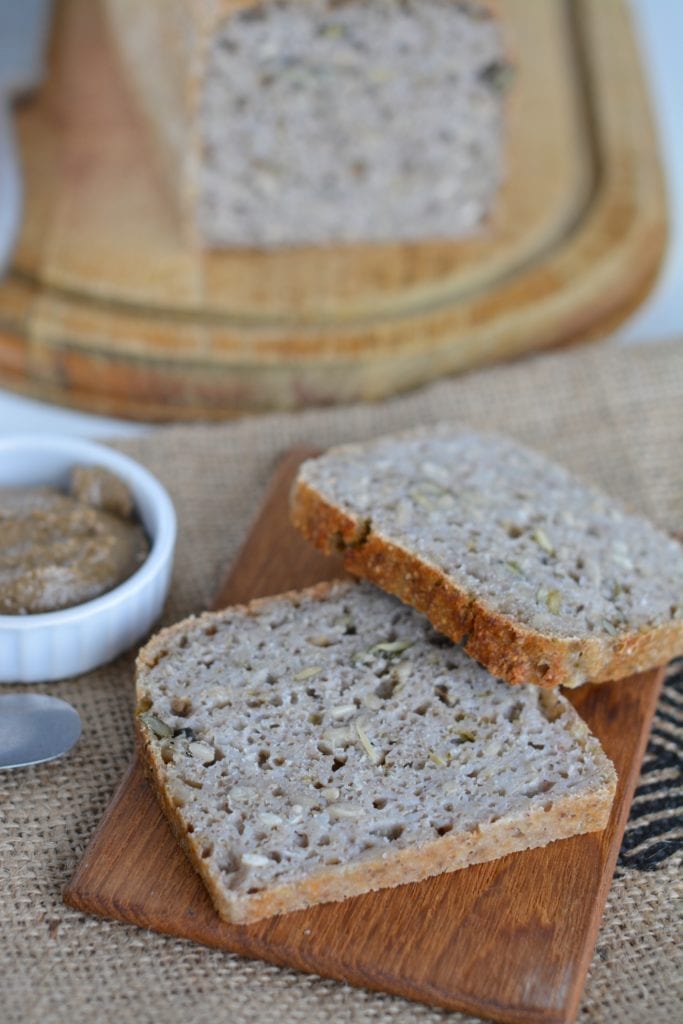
[0,435,176,683]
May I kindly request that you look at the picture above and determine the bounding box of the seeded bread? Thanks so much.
[104,0,508,248]
[290,429,683,688]
[135,580,616,924]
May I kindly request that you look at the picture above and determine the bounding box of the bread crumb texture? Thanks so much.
[198,0,507,246]
[136,581,615,922]
[293,427,683,685]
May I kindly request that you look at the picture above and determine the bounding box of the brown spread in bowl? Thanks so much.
[0,466,149,615]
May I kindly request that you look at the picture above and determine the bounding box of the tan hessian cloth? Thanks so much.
[2,340,682,1024]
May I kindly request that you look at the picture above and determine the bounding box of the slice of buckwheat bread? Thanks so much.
[290,428,683,688]
[135,580,616,924]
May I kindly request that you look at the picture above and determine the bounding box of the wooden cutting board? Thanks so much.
[64,450,665,1024]
[0,0,666,419]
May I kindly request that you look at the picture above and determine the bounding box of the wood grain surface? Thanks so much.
[0,0,666,419]
[64,450,665,1024]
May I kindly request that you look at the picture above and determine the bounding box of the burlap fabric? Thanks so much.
[2,339,682,1024]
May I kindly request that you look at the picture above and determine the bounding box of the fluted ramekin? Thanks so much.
[0,435,176,683]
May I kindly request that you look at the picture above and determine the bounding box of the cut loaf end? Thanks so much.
[198,0,508,247]
[135,580,616,924]
[290,428,683,688]
[105,0,509,250]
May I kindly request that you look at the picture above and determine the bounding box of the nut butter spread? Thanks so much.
[0,466,149,615]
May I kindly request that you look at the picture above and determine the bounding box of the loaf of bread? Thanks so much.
[291,428,683,688]
[104,0,508,248]
[135,580,616,924]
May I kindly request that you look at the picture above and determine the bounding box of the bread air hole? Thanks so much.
[372,797,387,810]
[435,823,453,837]
[201,843,213,859]
[331,755,347,772]
[171,695,193,716]
[295,833,309,849]
[524,779,555,798]
[427,631,452,648]
[146,650,168,669]
[505,701,524,723]
[269,851,282,863]
[378,825,404,841]
[220,852,240,875]
[375,677,398,700]
[413,703,430,716]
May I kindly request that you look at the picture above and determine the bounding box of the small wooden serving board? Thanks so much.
[64,451,664,1024]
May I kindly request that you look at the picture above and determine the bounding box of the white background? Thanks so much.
[0,0,680,439]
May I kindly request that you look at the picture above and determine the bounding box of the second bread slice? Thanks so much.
[291,428,683,688]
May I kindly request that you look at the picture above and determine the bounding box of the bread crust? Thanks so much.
[135,585,615,924]
[137,721,613,924]
[290,479,683,689]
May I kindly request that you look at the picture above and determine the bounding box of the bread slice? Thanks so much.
[290,428,683,688]
[135,580,616,924]
[104,0,508,248]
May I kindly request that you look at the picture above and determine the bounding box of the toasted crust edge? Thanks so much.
[134,584,616,925]
[290,478,683,688]
[137,721,614,924]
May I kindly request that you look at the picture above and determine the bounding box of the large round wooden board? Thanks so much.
[0,0,666,419]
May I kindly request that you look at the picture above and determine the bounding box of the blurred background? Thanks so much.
[0,0,681,437]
